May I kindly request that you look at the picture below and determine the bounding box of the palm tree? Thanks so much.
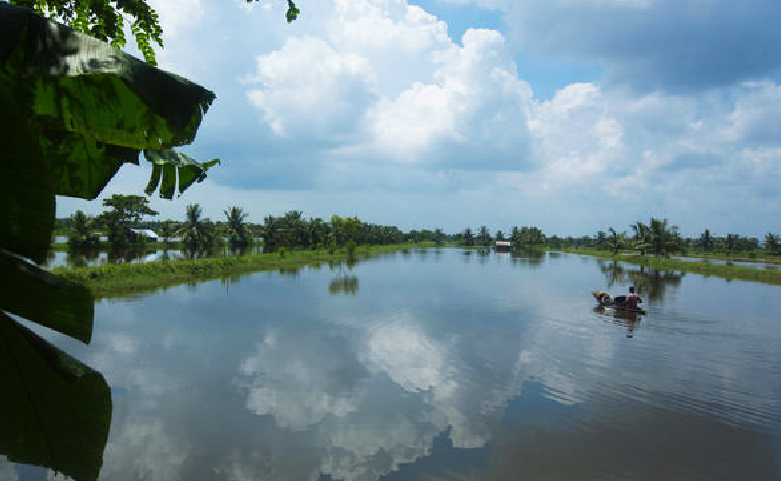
[724,233,738,257]
[463,228,475,246]
[478,226,491,247]
[764,233,780,256]
[698,229,713,251]
[647,218,683,256]
[223,206,252,246]
[177,204,212,249]
[631,221,651,255]
[596,230,607,249]
[607,228,625,255]
[159,220,174,245]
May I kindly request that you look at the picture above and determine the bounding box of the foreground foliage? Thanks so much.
[0,4,229,480]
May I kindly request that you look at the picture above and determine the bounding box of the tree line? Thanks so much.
[583,219,780,257]
[61,195,444,252]
[454,226,546,250]
[60,204,780,258]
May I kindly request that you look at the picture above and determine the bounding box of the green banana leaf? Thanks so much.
[0,3,215,150]
[0,3,219,263]
[0,250,94,344]
[144,149,220,199]
[0,313,111,481]
[0,84,55,265]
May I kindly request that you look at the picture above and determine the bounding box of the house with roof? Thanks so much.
[494,241,511,252]
[128,228,159,242]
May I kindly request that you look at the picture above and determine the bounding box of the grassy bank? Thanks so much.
[561,248,781,286]
[53,243,436,298]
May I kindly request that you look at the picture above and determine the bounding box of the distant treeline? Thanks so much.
[56,205,780,257]
[572,220,780,257]
[56,195,449,251]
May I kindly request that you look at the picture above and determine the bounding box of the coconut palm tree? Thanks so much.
[607,228,625,255]
[631,222,651,255]
[463,228,475,246]
[764,233,780,256]
[478,226,491,247]
[159,220,174,245]
[223,206,252,246]
[177,204,212,249]
[647,218,683,257]
[698,229,713,251]
[724,233,739,257]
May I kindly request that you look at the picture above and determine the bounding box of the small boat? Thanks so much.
[592,290,646,315]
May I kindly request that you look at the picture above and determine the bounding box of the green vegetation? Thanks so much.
[53,243,437,298]
[8,0,299,65]
[562,247,781,286]
[223,206,253,246]
[97,194,159,247]
[68,210,99,249]
[177,203,214,250]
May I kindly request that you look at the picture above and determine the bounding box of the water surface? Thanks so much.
[5,249,781,480]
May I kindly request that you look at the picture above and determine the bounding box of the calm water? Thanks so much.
[4,249,781,480]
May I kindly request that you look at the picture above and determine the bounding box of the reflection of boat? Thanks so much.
[593,307,641,338]
[592,290,646,315]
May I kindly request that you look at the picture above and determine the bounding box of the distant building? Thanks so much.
[129,228,159,242]
[494,241,511,252]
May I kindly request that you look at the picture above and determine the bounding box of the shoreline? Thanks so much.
[51,244,781,300]
[560,248,781,286]
[52,243,437,299]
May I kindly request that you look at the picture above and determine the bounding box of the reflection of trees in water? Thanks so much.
[548,251,562,259]
[510,249,545,268]
[328,259,359,272]
[278,267,300,277]
[227,244,250,257]
[66,248,100,267]
[184,246,215,259]
[107,248,140,264]
[329,275,359,295]
[598,261,685,301]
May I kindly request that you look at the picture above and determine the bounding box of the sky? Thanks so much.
[55,0,781,237]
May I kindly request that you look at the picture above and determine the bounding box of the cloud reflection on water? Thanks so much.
[11,250,781,481]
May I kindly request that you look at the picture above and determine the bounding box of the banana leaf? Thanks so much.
[0,84,54,265]
[0,3,215,150]
[0,250,94,344]
[0,313,111,481]
[144,149,220,199]
[0,3,219,262]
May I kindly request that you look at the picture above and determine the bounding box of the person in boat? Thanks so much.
[624,286,642,309]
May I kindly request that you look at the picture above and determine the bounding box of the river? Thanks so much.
[3,249,780,480]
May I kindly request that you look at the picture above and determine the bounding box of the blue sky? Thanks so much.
[57,0,781,237]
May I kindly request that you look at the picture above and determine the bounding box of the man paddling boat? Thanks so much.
[593,287,644,313]
[624,286,641,309]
